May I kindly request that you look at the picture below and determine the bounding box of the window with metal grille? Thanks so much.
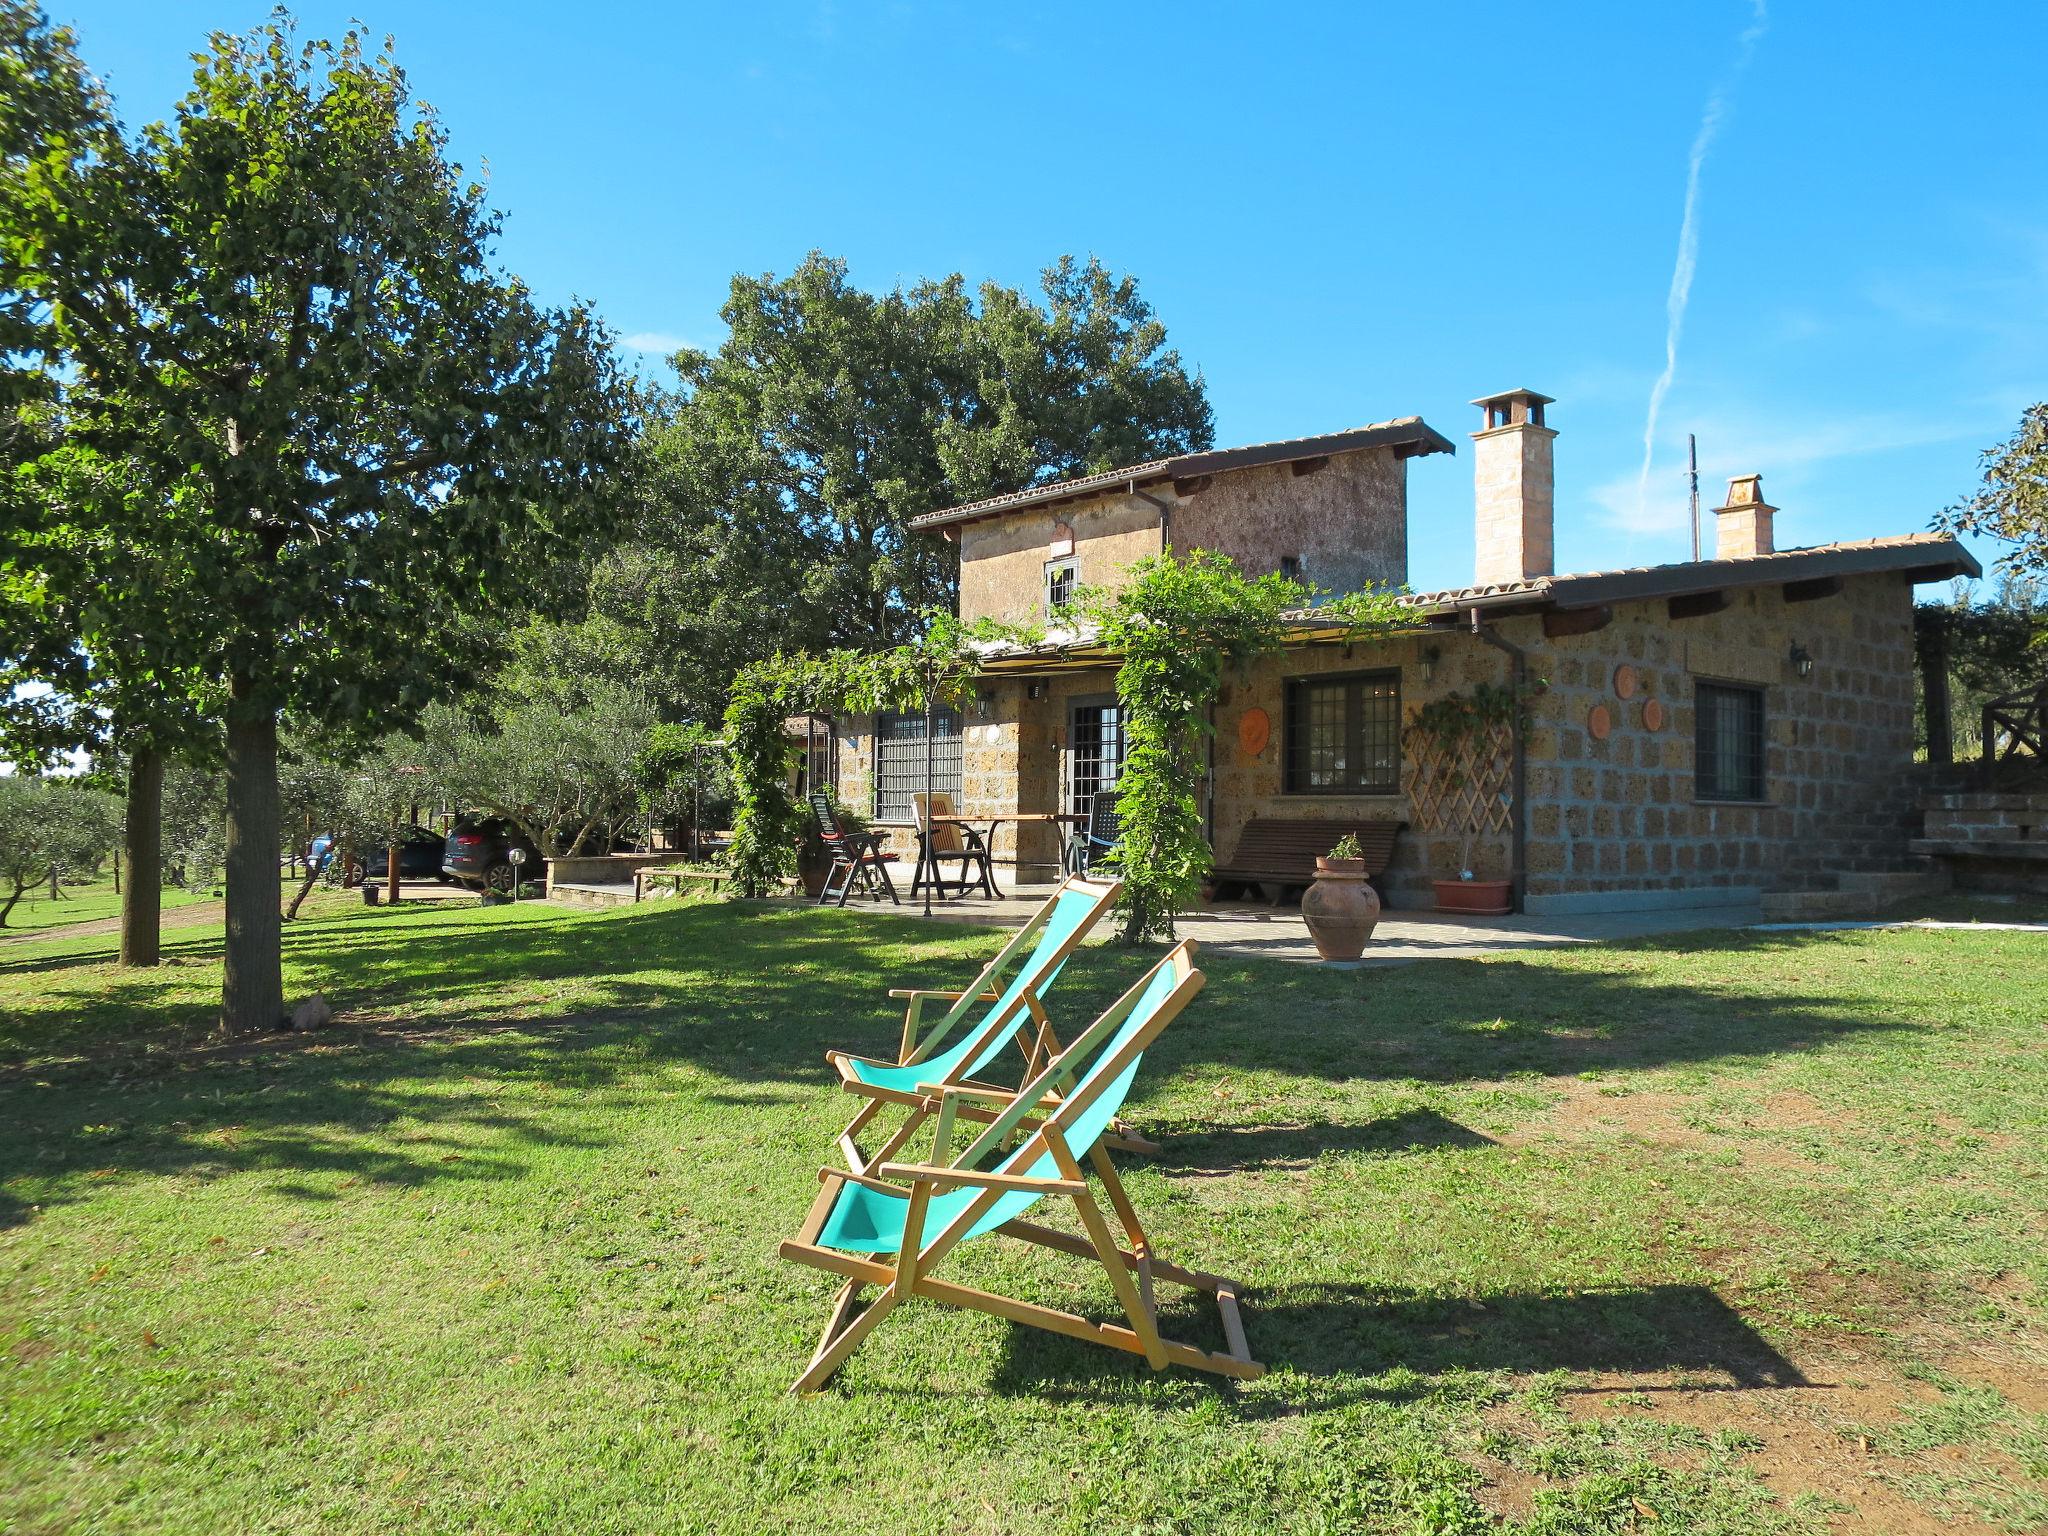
[1694,681,1766,801]
[1067,699,1125,824]
[1284,671,1401,794]
[873,710,962,821]
[1044,557,1078,614]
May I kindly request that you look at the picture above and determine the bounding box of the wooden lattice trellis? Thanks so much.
[1407,718,1514,835]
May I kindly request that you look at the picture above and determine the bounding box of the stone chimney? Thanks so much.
[1714,474,1776,559]
[1470,388,1556,586]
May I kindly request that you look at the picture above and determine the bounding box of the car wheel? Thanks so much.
[484,861,516,894]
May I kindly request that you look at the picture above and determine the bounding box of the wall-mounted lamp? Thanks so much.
[1025,680,1046,701]
[1788,642,1814,679]
[1420,644,1443,685]
[975,691,995,721]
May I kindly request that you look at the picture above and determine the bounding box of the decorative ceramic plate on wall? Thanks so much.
[1587,703,1612,741]
[1613,663,1638,699]
[1642,698,1665,732]
[1238,707,1271,758]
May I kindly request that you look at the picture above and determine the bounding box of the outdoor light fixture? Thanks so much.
[976,691,995,720]
[1026,681,1046,700]
[1789,642,1814,679]
[1420,644,1443,684]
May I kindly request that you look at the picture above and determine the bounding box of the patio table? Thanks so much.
[913,813,1083,900]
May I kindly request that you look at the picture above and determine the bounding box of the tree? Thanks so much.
[0,772,120,924]
[617,253,1210,722]
[2,16,640,1031]
[416,618,660,861]
[1,3,208,965]
[1947,404,2048,578]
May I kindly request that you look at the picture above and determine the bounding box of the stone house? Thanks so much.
[829,389,1980,914]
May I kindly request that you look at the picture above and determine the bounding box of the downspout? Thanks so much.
[1130,479,1172,554]
[1467,608,1528,915]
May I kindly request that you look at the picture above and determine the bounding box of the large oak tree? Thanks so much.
[2,14,639,1030]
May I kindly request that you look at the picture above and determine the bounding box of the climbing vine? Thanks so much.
[1078,552,1408,943]
[720,613,1036,897]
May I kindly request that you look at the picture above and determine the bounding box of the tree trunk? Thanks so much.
[386,841,400,907]
[284,860,322,920]
[1922,624,1954,766]
[221,680,283,1034]
[0,877,26,926]
[120,745,164,967]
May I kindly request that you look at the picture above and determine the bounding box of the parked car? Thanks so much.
[442,816,542,893]
[310,826,449,885]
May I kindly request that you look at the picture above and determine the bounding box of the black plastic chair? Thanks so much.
[1068,789,1121,875]
[810,793,899,907]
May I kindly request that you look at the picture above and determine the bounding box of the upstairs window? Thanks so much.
[1044,556,1078,614]
[1280,555,1301,581]
[1284,671,1401,794]
[1695,681,1766,801]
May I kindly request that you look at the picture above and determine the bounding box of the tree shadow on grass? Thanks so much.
[987,1281,1807,1410]
[1144,1107,1496,1177]
[0,903,1934,1231]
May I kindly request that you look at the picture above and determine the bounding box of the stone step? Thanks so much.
[1835,867,1950,898]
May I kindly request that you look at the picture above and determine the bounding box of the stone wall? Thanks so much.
[957,494,1163,627]
[1514,571,1917,906]
[955,446,1411,628]
[1169,448,1407,595]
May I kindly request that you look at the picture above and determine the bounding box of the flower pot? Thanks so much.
[1301,856,1381,962]
[1432,878,1512,916]
[797,848,832,899]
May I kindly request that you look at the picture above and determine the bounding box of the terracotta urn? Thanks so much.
[1301,856,1381,962]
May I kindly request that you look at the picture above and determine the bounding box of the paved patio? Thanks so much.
[794,880,1765,965]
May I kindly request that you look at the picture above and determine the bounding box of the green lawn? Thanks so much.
[3,894,2045,1534]
[0,877,206,935]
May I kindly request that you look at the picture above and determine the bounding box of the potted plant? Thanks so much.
[1432,827,1512,916]
[1300,832,1382,962]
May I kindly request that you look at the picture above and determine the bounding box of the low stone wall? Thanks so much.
[544,852,677,893]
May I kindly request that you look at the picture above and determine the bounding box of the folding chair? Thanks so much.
[782,940,1262,1392]
[911,792,994,900]
[828,875,1152,1174]
[1067,789,1121,876]
[809,793,898,907]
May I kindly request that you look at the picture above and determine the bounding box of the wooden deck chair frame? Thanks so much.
[782,941,1262,1393]
[909,791,994,900]
[827,875,1157,1173]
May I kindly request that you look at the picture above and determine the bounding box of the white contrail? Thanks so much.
[1633,1,1769,531]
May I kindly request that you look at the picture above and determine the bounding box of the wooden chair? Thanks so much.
[911,791,994,899]
[826,876,1146,1175]
[1067,788,1121,875]
[782,940,1262,1393]
[809,793,899,907]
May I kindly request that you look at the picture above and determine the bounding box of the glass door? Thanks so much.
[1067,696,1126,826]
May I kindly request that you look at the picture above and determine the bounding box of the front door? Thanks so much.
[1067,696,1126,827]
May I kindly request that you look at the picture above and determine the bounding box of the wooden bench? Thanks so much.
[1209,817,1404,906]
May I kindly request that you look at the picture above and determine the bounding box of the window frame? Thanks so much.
[1043,555,1078,614]
[1282,667,1403,796]
[871,708,963,821]
[1692,678,1768,803]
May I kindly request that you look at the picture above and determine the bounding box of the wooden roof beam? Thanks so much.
[1782,575,1843,604]
[1668,590,1730,620]
[1543,605,1613,638]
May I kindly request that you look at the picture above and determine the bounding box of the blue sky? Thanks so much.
[54,0,2048,593]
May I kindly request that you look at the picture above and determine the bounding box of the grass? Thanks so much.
[3,891,2045,1534]
[0,878,205,936]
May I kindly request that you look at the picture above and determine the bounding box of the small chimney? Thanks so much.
[1470,388,1556,586]
[1713,474,1776,559]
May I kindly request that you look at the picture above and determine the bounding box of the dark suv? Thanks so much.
[442,817,542,892]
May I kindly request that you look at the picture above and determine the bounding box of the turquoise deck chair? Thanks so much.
[826,876,1126,1173]
[782,940,1263,1392]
